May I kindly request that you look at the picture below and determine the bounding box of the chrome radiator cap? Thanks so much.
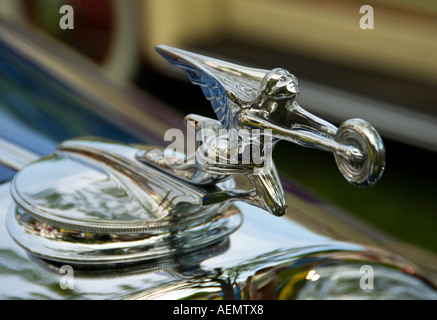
[7,138,242,267]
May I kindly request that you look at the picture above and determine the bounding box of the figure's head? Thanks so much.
[260,68,299,101]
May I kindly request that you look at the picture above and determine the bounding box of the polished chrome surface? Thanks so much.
[141,45,386,217]
[0,136,40,171]
[1,181,436,299]
[334,118,386,186]
[6,136,425,299]
[12,138,231,232]
[7,203,241,266]
[8,138,242,265]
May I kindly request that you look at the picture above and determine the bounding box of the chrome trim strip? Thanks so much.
[0,137,39,171]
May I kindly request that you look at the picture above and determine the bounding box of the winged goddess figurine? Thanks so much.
[138,45,386,217]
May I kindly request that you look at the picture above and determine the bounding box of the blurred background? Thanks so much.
[1,0,436,253]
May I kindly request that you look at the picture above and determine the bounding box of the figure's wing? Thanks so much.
[156,45,268,129]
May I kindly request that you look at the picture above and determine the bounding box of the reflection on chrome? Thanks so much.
[305,269,320,281]
[7,138,242,267]
[125,250,437,300]
[28,238,231,280]
[291,264,437,300]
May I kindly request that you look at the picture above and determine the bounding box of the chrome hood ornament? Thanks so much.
[140,45,385,216]
[6,45,385,267]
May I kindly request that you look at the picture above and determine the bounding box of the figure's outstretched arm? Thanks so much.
[238,108,364,162]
